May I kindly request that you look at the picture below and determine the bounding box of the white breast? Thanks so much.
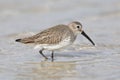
[34,36,72,50]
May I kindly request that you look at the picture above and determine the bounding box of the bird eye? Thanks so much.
[77,26,79,28]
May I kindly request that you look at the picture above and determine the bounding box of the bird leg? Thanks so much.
[51,51,54,62]
[39,49,48,59]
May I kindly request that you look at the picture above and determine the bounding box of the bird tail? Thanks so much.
[15,38,34,44]
[15,39,22,42]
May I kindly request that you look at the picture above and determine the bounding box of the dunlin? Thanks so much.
[16,21,95,61]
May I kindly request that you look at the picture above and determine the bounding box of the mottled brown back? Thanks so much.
[18,24,74,44]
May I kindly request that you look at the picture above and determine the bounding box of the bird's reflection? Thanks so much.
[17,61,77,80]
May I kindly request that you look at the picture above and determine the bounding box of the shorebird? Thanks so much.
[16,21,95,61]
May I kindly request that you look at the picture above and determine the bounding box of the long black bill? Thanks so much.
[81,31,95,46]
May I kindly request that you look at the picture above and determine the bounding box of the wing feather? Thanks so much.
[35,25,70,44]
[19,25,71,44]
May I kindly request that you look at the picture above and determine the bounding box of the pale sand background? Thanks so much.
[0,0,120,80]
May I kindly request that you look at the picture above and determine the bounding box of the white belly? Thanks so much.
[34,37,72,50]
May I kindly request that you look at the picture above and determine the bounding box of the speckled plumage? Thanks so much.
[20,24,76,45]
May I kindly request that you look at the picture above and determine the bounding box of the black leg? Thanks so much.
[39,49,48,59]
[51,51,54,62]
